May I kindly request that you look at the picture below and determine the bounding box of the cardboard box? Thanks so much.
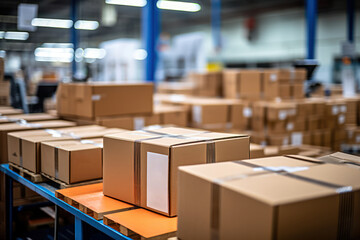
[178,157,360,240]
[191,102,229,130]
[103,127,250,216]
[250,144,264,158]
[0,108,23,116]
[279,83,291,100]
[10,126,123,174]
[239,70,262,100]
[0,113,58,124]
[292,83,304,99]
[263,70,280,100]
[267,102,296,122]
[267,134,290,146]
[311,130,323,146]
[58,82,153,118]
[222,70,240,99]
[156,82,195,95]
[318,152,360,170]
[7,125,106,168]
[0,120,76,163]
[229,101,252,130]
[190,72,222,97]
[41,138,104,184]
[156,105,188,127]
[291,131,311,146]
[96,114,160,130]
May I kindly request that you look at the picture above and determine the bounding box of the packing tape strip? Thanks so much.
[209,160,354,240]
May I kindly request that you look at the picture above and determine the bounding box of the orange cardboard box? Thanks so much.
[239,70,262,100]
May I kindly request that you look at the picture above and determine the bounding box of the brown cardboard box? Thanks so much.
[293,68,307,82]
[0,120,76,163]
[103,128,250,216]
[229,101,252,130]
[96,114,160,130]
[0,113,58,124]
[267,134,290,146]
[263,70,280,100]
[222,70,240,99]
[250,144,264,158]
[250,131,267,145]
[156,82,195,95]
[191,102,229,130]
[292,83,304,99]
[290,131,311,146]
[311,130,323,146]
[157,105,188,127]
[0,108,23,116]
[267,120,287,134]
[307,116,320,131]
[267,102,296,122]
[239,70,262,100]
[58,82,153,118]
[190,72,222,97]
[41,138,103,184]
[279,83,291,100]
[178,158,360,240]
[8,125,106,168]
[318,152,360,170]
[11,127,123,174]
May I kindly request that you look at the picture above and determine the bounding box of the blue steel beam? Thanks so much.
[142,0,160,82]
[306,0,317,60]
[0,164,131,240]
[71,0,79,76]
[347,0,355,43]
[211,0,222,50]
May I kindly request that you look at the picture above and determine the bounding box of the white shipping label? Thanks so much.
[291,132,303,146]
[338,115,345,124]
[348,131,354,139]
[243,107,252,118]
[147,152,169,214]
[356,135,360,143]
[332,106,339,115]
[340,105,347,113]
[270,74,277,82]
[286,122,294,131]
[91,95,101,101]
[278,110,287,120]
[192,106,202,124]
[134,117,145,130]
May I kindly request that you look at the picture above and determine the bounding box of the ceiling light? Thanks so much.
[42,43,74,48]
[0,31,4,39]
[34,47,74,63]
[105,0,146,7]
[84,48,106,59]
[157,0,201,12]
[75,20,99,30]
[4,31,29,40]
[133,49,147,60]
[32,18,73,28]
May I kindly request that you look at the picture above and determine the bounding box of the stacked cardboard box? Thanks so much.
[178,155,360,239]
[156,82,195,95]
[223,68,306,101]
[0,58,4,82]
[57,82,153,119]
[103,126,250,216]
[188,72,222,97]
[0,82,10,106]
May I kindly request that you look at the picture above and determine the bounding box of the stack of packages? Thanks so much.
[156,81,196,95]
[178,153,360,239]
[103,126,250,217]
[7,125,125,184]
[57,82,188,130]
[187,72,223,97]
[0,58,10,106]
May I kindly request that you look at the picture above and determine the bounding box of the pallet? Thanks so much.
[41,173,102,189]
[103,209,177,240]
[56,183,135,220]
[9,163,45,183]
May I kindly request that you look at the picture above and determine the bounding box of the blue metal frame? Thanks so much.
[306,0,317,60]
[71,0,79,76]
[347,0,355,43]
[142,0,160,82]
[0,164,131,240]
[211,0,222,50]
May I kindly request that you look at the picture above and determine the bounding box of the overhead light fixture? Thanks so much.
[42,43,74,48]
[75,20,99,30]
[32,18,73,28]
[0,31,4,39]
[84,48,106,59]
[34,47,74,62]
[157,0,201,12]
[105,0,146,7]
[133,49,147,60]
[5,31,29,40]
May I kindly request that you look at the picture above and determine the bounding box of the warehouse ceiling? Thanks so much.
[0,0,355,52]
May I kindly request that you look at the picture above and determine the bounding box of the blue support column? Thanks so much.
[306,0,317,59]
[142,0,160,82]
[211,0,221,51]
[71,0,79,77]
[74,216,83,240]
[347,0,355,43]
